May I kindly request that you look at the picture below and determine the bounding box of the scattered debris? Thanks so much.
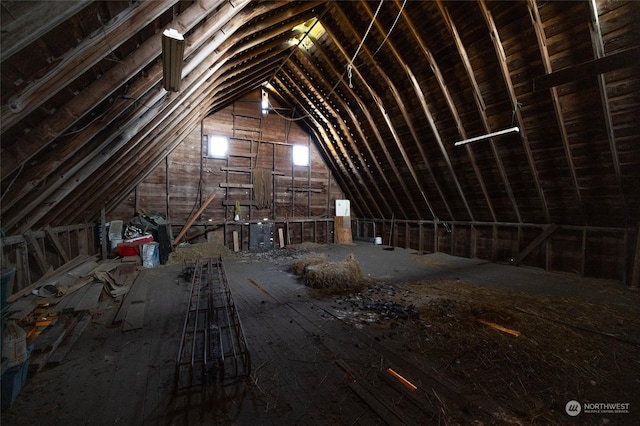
[386,367,418,391]
[167,242,233,264]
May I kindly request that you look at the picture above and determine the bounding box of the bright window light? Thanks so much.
[261,88,269,114]
[293,145,309,166]
[207,135,228,158]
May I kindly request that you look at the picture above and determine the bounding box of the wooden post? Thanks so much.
[278,228,285,248]
[451,223,455,256]
[491,225,498,261]
[630,224,640,289]
[24,230,50,273]
[470,225,477,259]
[405,222,409,249]
[233,231,239,252]
[78,226,88,256]
[101,207,107,261]
[581,228,587,276]
[45,225,69,263]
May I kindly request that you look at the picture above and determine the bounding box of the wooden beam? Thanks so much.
[44,225,70,263]
[435,0,521,223]
[321,18,421,220]
[292,44,396,218]
[332,3,433,220]
[273,74,378,219]
[478,0,550,222]
[173,192,218,245]
[23,231,50,274]
[219,183,254,189]
[1,0,234,180]
[528,0,583,216]
[533,46,640,92]
[630,224,640,289]
[358,1,449,221]
[2,0,255,229]
[512,223,559,265]
[1,1,176,132]
[587,0,623,209]
[101,208,108,261]
[0,1,89,62]
[222,200,256,206]
[389,1,489,222]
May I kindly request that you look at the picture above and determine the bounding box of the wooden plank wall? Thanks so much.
[1,224,97,299]
[354,218,633,283]
[109,90,344,245]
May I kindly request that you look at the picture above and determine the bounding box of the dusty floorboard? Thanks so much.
[3,243,640,425]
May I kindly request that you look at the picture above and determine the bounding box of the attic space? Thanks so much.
[1,1,640,424]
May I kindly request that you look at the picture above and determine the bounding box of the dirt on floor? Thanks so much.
[327,278,640,424]
[4,242,639,426]
[281,245,640,425]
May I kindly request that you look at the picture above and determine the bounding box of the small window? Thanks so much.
[292,145,309,166]
[207,135,228,158]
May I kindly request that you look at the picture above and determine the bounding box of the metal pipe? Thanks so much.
[454,126,520,146]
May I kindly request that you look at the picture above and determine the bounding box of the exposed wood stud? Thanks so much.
[322,9,423,220]
[527,0,583,220]
[293,41,397,217]
[587,0,625,220]
[394,2,488,222]
[435,0,522,223]
[281,59,385,217]
[478,0,550,223]
[332,3,435,220]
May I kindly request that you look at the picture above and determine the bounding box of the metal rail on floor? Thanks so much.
[174,256,251,393]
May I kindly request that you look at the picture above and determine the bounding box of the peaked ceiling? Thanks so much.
[1,0,639,235]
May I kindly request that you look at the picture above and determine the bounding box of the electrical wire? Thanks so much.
[270,0,383,121]
[372,0,407,57]
[348,0,384,67]
[1,162,25,202]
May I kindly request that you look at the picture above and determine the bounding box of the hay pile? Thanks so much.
[290,254,326,275]
[293,253,364,292]
[167,242,232,264]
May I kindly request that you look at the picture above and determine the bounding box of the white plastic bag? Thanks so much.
[142,242,159,268]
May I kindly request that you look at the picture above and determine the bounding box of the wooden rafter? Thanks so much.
[305,32,412,220]
[284,59,387,218]
[1,0,235,180]
[328,5,429,220]
[435,0,522,223]
[277,70,380,218]
[527,0,583,217]
[5,1,290,230]
[390,2,489,222]
[272,77,372,218]
[293,45,402,219]
[361,1,455,221]
[478,0,550,223]
[1,0,180,132]
[0,1,89,62]
[587,0,623,208]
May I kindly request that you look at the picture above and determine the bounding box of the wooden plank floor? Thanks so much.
[4,244,638,425]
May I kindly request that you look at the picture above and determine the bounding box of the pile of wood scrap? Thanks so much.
[4,255,142,374]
